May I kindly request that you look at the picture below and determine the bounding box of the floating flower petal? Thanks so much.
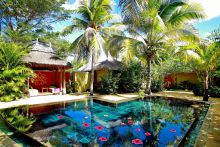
[58,115,63,119]
[128,120,133,125]
[170,129,176,133]
[82,122,90,127]
[132,139,143,145]
[95,126,104,130]
[136,128,141,132]
[145,132,151,136]
[99,136,108,142]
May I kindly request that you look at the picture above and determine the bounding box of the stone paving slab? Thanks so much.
[0,94,88,109]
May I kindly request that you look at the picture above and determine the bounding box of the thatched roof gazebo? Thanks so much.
[23,40,72,94]
[77,59,122,72]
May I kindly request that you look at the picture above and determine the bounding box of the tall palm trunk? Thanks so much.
[90,52,95,96]
[203,71,209,101]
[145,55,152,95]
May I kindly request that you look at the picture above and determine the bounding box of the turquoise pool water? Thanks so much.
[0,97,209,146]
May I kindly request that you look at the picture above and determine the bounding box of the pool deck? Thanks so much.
[0,94,88,109]
[0,91,219,146]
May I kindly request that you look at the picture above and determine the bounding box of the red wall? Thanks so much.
[30,71,70,91]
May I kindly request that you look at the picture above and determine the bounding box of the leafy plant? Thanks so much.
[118,60,146,93]
[209,86,220,97]
[0,40,34,102]
[177,81,195,90]
[98,73,119,94]
[193,85,204,96]
[66,81,78,94]
[0,107,36,132]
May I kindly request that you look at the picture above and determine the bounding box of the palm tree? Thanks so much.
[109,0,205,95]
[179,40,220,101]
[62,0,121,96]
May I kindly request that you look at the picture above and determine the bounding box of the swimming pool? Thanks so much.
[0,96,209,146]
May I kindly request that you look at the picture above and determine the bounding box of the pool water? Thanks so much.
[27,98,198,146]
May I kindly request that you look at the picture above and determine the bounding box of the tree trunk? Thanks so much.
[90,52,95,96]
[203,71,209,101]
[145,55,152,95]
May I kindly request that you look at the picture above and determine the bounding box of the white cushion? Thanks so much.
[29,89,38,96]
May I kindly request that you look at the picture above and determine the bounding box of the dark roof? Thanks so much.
[77,59,122,72]
[23,41,71,68]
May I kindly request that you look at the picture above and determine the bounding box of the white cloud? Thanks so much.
[191,0,220,20]
[109,14,122,23]
[62,0,82,10]
[62,0,117,11]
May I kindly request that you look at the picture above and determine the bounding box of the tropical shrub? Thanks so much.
[98,73,119,94]
[66,81,78,94]
[0,40,34,102]
[177,81,195,90]
[0,107,36,132]
[209,86,220,97]
[151,65,164,92]
[193,85,204,96]
[118,61,146,93]
[151,79,164,92]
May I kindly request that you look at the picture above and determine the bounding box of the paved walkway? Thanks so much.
[0,94,88,109]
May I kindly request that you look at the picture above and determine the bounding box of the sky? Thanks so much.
[55,0,220,42]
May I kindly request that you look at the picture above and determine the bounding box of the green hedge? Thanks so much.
[209,86,220,97]
[193,85,220,97]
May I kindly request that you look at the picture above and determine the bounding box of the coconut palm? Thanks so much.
[62,0,121,96]
[179,40,220,101]
[108,0,205,94]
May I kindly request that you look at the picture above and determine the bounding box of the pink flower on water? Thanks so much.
[136,128,141,132]
[132,139,143,145]
[82,122,90,127]
[99,136,108,142]
[170,129,176,133]
[85,106,89,109]
[58,115,63,119]
[121,123,126,126]
[95,126,104,131]
[145,132,151,136]
[128,120,133,125]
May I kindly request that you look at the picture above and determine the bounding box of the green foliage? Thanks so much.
[0,107,36,132]
[151,64,164,92]
[38,32,71,57]
[0,40,34,101]
[98,73,119,94]
[66,81,78,94]
[209,86,220,98]
[118,61,146,93]
[177,81,195,90]
[0,0,70,48]
[138,90,145,99]
[193,85,220,98]
[109,0,205,94]
[193,85,204,96]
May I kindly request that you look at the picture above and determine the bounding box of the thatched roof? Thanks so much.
[23,41,71,68]
[77,59,122,72]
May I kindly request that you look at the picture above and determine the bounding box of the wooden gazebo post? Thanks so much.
[59,67,63,94]
[63,68,66,94]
